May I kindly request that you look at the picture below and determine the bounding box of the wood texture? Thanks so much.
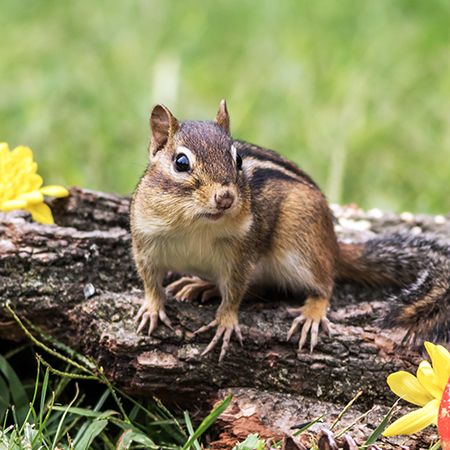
[1,187,448,448]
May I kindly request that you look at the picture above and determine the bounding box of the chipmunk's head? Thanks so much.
[143,100,250,227]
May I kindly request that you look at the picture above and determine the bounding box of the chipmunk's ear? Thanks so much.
[215,99,230,134]
[149,104,179,156]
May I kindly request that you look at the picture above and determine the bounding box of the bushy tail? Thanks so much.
[336,232,450,346]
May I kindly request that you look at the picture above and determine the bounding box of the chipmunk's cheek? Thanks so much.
[192,188,211,209]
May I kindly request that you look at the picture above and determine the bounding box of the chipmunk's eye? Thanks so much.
[175,153,190,172]
[236,153,242,171]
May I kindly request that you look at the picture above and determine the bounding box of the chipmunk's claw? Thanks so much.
[287,313,320,352]
[166,276,219,303]
[195,320,243,362]
[194,318,218,336]
[286,299,331,352]
[135,304,172,336]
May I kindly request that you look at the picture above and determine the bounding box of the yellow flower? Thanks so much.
[383,342,450,437]
[0,143,69,224]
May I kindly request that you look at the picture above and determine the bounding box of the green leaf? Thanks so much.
[0,354,29,425]
[232,433,265,450]
[0,374,11,422]
[116,428,158,450]
[73,419,108,450]
[182,394,232,450]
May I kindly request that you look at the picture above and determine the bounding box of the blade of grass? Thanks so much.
[292,415,325,436]
[114,389,185,443]
[19,358,41,434]
[128,404,140,422]
[73,389,110,444]
[39,368,50,428]
[52,405,119,421]
[182,394,232,450]
[110,417,182,429]
[4,344,30,360]
[362,399,400,448]
[97,370,129,423]
[154,395,187,437]
[51,365,74,401]
[51,383,80,449]
[73,419,108,450]
[44,393,85,431]
[330,390,362,430]
[116,428,158,450]
[183,411,201,450]
[0,374,10,423]
[335,406,375,439]
[58,411,84,444]
[2,408,9,430]
[33,389,56,448]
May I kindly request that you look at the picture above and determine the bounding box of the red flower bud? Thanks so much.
[438,377,450,449]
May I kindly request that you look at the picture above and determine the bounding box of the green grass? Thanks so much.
[0,304,234,449]
[0,349,233,449]
[0,0,449,213]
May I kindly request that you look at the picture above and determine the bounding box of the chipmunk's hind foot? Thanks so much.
[287,297,331,353]
[166,276,219,303]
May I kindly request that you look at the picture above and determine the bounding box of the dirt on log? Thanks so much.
[1,187,449,449]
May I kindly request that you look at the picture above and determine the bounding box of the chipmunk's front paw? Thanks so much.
[194,314,243,362]
[135,303,172,336]
[166,276,219,303]
[286,297,331,352]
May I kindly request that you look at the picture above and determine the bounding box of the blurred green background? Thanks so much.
[1,0,449,213]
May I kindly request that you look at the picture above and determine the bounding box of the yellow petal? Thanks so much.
[40,185,69,198]
[417,361,443,399]
[383,399,440,436]
[0,142,10,159]
[26,203,54,225]
[29,161,38,174]
[17,190,44,205]
[425,342,450,390]
[0,198,28,211]
[11,145,33,161]
[387,371,434,407]
[26,174,43,191]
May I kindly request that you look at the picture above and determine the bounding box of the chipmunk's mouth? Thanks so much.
[201,212,225,221]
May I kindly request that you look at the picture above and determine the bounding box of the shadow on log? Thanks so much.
[1,187,449,448]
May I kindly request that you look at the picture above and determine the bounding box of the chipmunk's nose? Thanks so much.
[214,189,235,210]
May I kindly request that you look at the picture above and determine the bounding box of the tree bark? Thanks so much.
[1,188,448,449]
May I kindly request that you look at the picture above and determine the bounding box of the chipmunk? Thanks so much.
[130,100,450,361]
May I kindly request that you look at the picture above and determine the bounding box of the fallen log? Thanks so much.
[1,187,448,448]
